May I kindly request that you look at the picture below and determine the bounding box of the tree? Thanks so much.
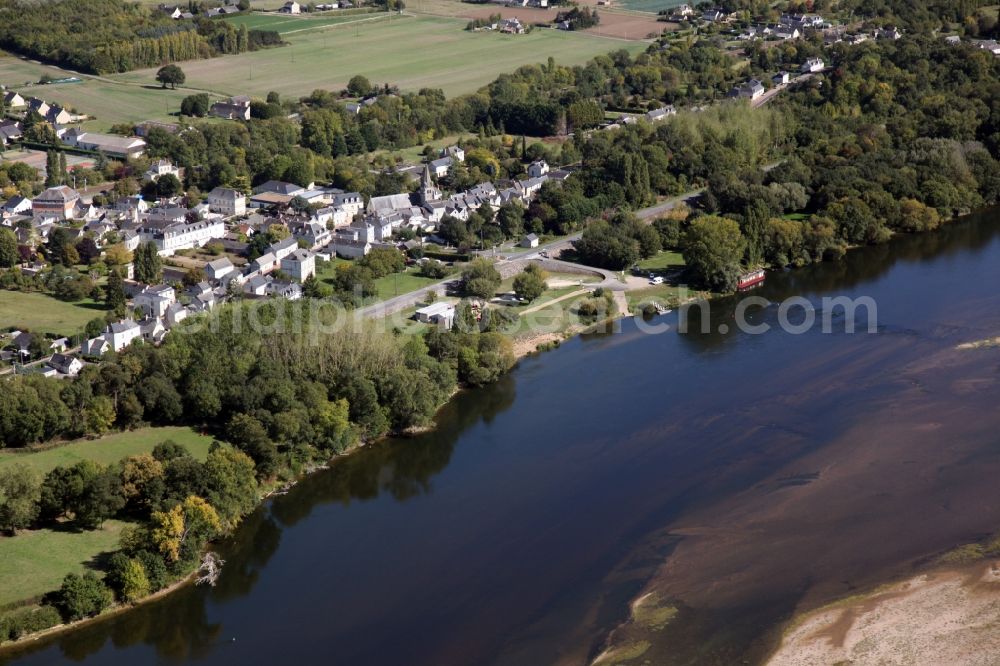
[104,243,133,267]
[0,227,17,267]
[204,446,258,528]
[44,150,60,187]
[120,454,164,514]
[105,268,127,316]
[512,264,547,302]
[347,74,372,97]
[118,558,150,602]
[156,64,185,89]
[180,93,210,117]
[134,241,163,284]
[461,258,501,298]
[151,496,221,564]
[106,553,150,603]
[681,216,747,291]
[155,172,182,198]
[55,572,113,621]
[0,464,41,535]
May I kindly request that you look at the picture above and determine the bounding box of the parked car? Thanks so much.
[649,275,664,285]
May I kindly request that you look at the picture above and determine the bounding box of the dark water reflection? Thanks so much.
[6,211,1000,666]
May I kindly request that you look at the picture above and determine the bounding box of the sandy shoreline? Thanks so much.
[767,561,1000,665]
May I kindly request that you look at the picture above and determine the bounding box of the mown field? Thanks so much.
[222,10,380,33]
[114,15,646,99]
[0,53,200,131]
[0,520,131,608]
[0,290,107,337]
[0,426,215,474]
[0,14,641,129]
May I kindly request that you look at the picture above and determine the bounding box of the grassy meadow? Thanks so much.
[0,520,131,608]
[0,426,215,475]
[113,16,646,99]
[0,13,643,129]
[0,290,108,338]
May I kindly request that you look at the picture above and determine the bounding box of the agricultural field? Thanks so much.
[222,10,380,33]
[1,12,645,130]
[412,0,671,40]
[0,519,131,607]
[0,290,108,338]
[0,426,216,474]
[113,15,647,99]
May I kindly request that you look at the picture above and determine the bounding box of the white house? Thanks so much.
[106,319,142,352]
[47,353,83,377]
[734,79,765,100]
[331,191,364,217]
[527,160,549,178]
[773,71,791,85]
[134,285,176,318]
[441,145,465,162]
[280,248,316,282]
[521,233,539,248]
[207,187,247,217]
[140,317,168,344]
[429,156,453,178]
[206,256,235,281]
[801,58,825,73]
[144,159,180,183]
[279,1,301,13]
[269,236,299,261]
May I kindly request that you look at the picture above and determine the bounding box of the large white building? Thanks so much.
[280,248,316,282]
[137,217,225,256]
[207,187,247,217]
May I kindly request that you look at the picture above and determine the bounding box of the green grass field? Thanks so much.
[113,16,646,99]
[636,250,685,273]
[1,14,642,129]
[0,53,200,131]
[0,426,215,475]
[0,290,108,337]
[222,10,380,33]
[373,269,439,301]
[0,519,131,608]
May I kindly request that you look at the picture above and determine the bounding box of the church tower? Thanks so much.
[420,164,441,204]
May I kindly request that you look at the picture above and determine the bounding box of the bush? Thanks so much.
[55,572,113,622]
[0,605,61,643]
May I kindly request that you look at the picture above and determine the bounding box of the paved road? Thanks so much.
[751,71,819,108]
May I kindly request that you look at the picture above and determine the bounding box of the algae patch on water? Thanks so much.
[631,593,678,631]
[592,640,651,665]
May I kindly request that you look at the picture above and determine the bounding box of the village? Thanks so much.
[0,126,594,377]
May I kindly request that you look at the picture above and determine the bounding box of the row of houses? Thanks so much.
[3,92,80,125]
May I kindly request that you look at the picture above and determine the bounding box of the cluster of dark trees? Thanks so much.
[0,298,513,450]
[554,6,600,30]
[0,0,278,73]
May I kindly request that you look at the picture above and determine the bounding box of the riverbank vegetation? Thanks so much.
[0,301,513,639]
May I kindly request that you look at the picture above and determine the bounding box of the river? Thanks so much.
[7,211,1000,666]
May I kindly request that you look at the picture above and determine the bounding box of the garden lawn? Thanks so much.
[636,250,685,273]
[0,426,215,475]
[373,269,439,301]
[0,519,131,608]
[0,290,108,337]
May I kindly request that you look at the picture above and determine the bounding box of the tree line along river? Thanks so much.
[7,209,1000,665]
